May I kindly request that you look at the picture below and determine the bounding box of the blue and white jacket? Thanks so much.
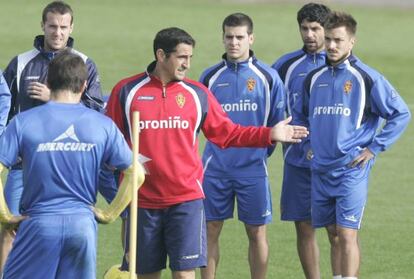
[3,35,104,121]
[201,51,286,178]
[301,54,411,172]
[272,48,326,168]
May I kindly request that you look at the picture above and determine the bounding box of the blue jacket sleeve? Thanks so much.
[266,73,286,156]
[83,59,104,112]
[0,72,11,135]
[3,58,18,122]
[266,73,286,127]
[367,76,411,155]
[3,58,17,92]
[199,69,209,87]
[271,59,283,73]
[98,168,118,204]
[290,76,312,156]
[0,117,20,167]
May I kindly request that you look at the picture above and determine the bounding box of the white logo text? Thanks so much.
[313,103,351,117]
[139,116,189,130]
[221,100,258,112]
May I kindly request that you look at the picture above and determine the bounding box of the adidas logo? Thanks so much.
[36,125,96,152]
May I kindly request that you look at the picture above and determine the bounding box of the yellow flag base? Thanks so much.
[103,264,131,279]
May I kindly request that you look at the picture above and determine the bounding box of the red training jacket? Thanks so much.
[106,62,272,209]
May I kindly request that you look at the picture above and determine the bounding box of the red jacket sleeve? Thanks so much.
[201,88,272,148]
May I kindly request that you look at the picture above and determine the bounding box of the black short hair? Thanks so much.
[47,50,88,94]
[153,27,195,59]
[222,13,253,34]
[297,3,331,25]
[324,11,357,35]
[42,1,73,24]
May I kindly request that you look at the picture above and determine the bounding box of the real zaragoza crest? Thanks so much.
[246,77,256,92]
[176,93,185,108]
[344,80,352,94]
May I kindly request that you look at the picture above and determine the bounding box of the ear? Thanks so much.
[80,80,87,94]
[155,49,166,62]
[69,23,74,35]
[249,33,255,46]
[41,21,45,32]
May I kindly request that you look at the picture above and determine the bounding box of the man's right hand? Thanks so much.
[27,82,51,102]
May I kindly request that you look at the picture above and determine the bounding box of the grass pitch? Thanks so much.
[0,1,413,278]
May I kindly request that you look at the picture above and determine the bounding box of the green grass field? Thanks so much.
[1,0,413,278]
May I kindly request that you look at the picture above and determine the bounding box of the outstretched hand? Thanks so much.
[270,116,309,143]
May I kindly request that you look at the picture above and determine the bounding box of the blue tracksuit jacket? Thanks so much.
[201,52,286,178]
[272,48,326,168]
[301,54,411,172]
[3,35,104,121]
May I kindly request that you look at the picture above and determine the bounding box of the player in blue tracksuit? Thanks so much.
[300,12,411,278]
[3,34,103,117]
[0,1,105,272]
[200,13,285,279]
[0,51,141,279]
[271,4,340,279]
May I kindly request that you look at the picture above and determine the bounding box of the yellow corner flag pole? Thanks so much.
[129,111,140,279]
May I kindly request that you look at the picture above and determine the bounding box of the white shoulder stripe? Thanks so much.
[180,82,203,145]
[70,49,88,62]
[125,76,151,142]
[310,67,328,94]
[17,49,40,92]
[346,61,366,129]
[284,55,307,115]
[285,55,306,85]
[207,65,227,90]
[248,61,270,126]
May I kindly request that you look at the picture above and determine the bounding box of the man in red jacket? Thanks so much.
[106,27,308,279]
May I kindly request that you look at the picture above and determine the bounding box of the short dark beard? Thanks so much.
[327,52,351,66]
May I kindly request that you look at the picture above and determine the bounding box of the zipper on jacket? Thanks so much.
[236,64,239,99]
[162,86,166,98]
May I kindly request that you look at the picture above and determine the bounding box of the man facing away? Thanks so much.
[105,27,308,279]
[300,11,410,279]
[0,1,104,272]
[0,51,144,278]
[200,13,285,279]
[272,3,341,279]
